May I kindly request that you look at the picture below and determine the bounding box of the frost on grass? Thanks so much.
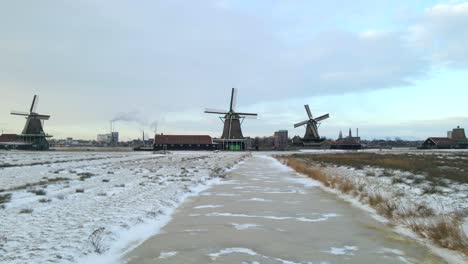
[0,193,12,209]
[279,153,468,257]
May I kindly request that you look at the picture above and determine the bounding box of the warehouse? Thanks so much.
[153,134,218,151]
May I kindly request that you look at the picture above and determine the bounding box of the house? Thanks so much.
[421,137,457,149]
[420,126,467,149]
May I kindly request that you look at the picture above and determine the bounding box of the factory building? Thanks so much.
[96,132,119,145]
[330,128,362,150]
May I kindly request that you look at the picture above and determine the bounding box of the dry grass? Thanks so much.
[78,172,96,181]
[283,158,330,186]
[405,215,468,255]
[278,156,468,256]
[368,193,385,207]
[0,193,12,209]
[19,208,33,214]
[337,179,355,194]
[288,153,468,184]
[29,189,47,196]
[38,198,52,203]
[376,200,398,219]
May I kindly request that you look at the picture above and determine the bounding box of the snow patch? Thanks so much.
[192,212,339,223]
[193,205,223,209]
[241,197,272,202]
[323,246,358,256]
[285,177,321,188]
[209,248,258,260]
[230,223,262,230]
[208,247,305,264]
[158,251,178,259]
[214,193,238,197]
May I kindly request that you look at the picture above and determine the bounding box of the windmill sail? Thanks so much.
[230,88,237,112]
[204,108,228,115]
[30,95,39,113]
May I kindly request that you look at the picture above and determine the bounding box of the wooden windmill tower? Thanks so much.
[294,104,329,142]
[10,95,52,150]
[205,88,257,140]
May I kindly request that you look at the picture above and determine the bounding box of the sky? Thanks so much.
[1,0,467,140]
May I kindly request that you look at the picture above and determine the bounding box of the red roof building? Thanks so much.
[422,137,457,149]
[153,134,217,151]
[0,134,18,142]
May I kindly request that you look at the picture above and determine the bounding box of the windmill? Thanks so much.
[205,88,257,140]
[294,104,329,141]
[11,95,50,136]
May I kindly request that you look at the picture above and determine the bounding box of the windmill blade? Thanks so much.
[304,104,313,119]
[10,111,30,116]
[230,88,237,112]
[240,115,257,120]
[294,120,309,128]
[34,114,50,120]
[204,108,227,115]
[30,95,39,113]
[314,113,330,122]
[236,112,257,116]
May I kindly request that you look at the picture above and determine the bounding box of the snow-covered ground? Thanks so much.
[281,149,468,263]
[293,149,468,215]
[321,165,468,214]
[0,151,247,263]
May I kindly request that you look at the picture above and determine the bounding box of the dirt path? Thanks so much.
[125,155,446,264]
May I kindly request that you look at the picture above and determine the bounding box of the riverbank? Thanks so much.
[278,153,468,263]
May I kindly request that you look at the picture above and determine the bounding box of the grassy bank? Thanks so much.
[277,155,468,257]
[288,152,468,184]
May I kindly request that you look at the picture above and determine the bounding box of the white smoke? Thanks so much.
[112,111,147,126]
[111,112,165,137]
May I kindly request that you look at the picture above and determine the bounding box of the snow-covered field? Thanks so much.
[295,149,468,214]
[0,151,247,263]
[322,164,468,214]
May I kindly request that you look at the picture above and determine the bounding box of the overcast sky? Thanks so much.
[1,0,467,140]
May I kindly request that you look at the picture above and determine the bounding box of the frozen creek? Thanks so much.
[125,155,446,264]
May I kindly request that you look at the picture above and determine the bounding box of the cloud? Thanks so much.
[0,1,468,139]
[0,1,461,101]
[294,30,429,94]
[409,2,468,68]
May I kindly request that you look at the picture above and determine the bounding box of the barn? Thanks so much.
[420,126,468,149]
[421,137,457,149]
